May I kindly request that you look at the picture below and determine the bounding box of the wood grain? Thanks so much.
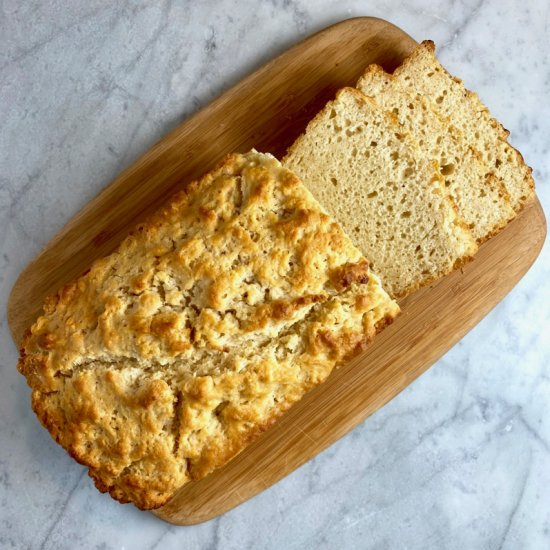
[8,17,546,525]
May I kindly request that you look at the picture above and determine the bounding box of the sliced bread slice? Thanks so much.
[357,64,516,242]
[283,87,478,299]
[392,40,534,211]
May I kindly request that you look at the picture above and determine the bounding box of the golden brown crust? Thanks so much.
[330,259,370,291]
[18,151,399,509]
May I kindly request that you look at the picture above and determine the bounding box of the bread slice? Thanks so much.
[357,64,516,242]
[392,40,534,211]
[18,151,399,510]
[283,87,478,299]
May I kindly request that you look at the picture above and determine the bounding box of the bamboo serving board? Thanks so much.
[8,18,545,525]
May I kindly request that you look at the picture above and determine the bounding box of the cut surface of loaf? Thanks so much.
[392,40,534,211]
[284,87,478,299]
[18,151,399,510]
[357,64,516,242]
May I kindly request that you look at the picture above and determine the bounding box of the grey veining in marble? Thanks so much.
[1,1,549,549]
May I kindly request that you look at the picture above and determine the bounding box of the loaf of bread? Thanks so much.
[357,64,516,242]
[18,39,534,513]
[284,87,478,298]
[392,40,534,211]
[18,151,400,509]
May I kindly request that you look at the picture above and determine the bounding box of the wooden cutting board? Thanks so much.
[8,17,546,525]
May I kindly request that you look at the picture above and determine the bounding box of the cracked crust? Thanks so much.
[18,151,400,509]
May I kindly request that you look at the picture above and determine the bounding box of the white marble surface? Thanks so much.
[1,0,549,548]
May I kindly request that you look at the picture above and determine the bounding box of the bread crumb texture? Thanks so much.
[284,87,478,298]
[357,63,516,243]
[393,41,534,211]
[18,151,399,509]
